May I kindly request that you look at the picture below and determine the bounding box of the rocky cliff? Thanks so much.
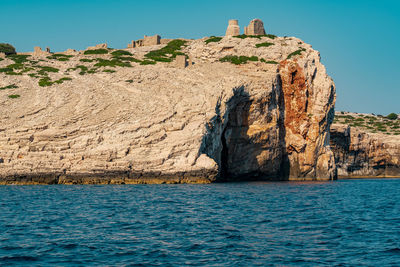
[330,112,400,178]
[0,35,336,184]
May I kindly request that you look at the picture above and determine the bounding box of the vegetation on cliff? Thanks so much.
[334,112,400,135]
[0,43,16,55]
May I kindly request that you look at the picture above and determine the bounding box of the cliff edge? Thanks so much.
[0,34,336,184]
[330,112,400,178]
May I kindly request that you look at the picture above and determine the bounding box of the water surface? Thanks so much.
[1,179,400,266]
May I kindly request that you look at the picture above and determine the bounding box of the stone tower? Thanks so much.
[244,19,266,35]
[225,19,240,36]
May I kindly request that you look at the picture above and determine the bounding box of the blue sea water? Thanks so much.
[0,179,400,266]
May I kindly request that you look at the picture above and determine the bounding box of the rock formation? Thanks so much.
[225,20,240,36]
[33,46,51,57]
[330,114,400,178]
[0,34,336,184]
[244,19,266,35]
[86,43,108,50]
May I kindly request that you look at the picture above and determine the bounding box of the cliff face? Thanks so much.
[0,35,336,184]
[330,116,400,178]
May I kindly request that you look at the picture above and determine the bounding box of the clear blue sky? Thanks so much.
[1,0,399,115]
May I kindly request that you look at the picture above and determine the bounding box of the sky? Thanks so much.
[0,0,399,115]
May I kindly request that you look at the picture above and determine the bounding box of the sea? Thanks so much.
[1,179,399,266]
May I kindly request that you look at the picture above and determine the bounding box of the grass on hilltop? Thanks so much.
[234,34,277,40]
[83,49,109,55]
[334,113,400,135]
[144,39,187,63]
[8,94,20,99]
[38,77,72,87]
[94,58,131,68]
[0,84,18,90]
[47,54,73,61]
[111,50,133,56]
[205,36,223,44]
[255,42,274,48]
[6,54,30,63]
[287,48,306,59]
[79,58,95,63]
[260,59,278,64]
[219,55,258,65]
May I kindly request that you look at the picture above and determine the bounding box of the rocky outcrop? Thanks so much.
[330,123,400,178]
[0,34,336,184]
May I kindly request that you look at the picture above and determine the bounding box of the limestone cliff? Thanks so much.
[0,35,336,184]
[330,113,400,178]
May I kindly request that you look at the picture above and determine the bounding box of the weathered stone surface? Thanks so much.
[63,48,78,55]
[33,46,51,57]
[175,55,187,68]
[134,35,161,47]
[330,122,400,178]
[244,19,266,35]
[87,43,108,50]
[225,20,240,36]
[0,52,5,58]
[0,35,336,183]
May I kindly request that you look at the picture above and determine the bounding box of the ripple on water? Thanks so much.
[0,179,399,265]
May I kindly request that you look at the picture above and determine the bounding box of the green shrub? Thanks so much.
[140,60,156,65]
[387,113,398,120]
[37,66,59,76]
[0,67,13,73]
[111,50,132,56]
[38,77,53,87]
[47,54,73,61]
[87,68,98,74]
[8,94,20,99]
[112,56,141,63]
[6,63,24,70]
[79,58,95,62]
[94,59,131,68]
[0,43,16,55]
[39,77,71,86]
[234,34,277,40]
[6,54,30,63]
[260,59,278,64]
[205,36,223,44]
[103,69,116,73]
[255,42,274,48]
[126,79,133,83]
[0,84,18,90]
[287,48,306,59]
[219,55,258,65]
[0,58,3,62]
[144,39,187,62]
[83,49,108,55]
[54,77,72,84]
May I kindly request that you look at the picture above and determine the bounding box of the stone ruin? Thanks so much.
[33,46,51,57]
[225,18,266,36]
[0,52,5,58]
[175,55,193,69]
[225,19,240,36]
[244,19,266,35]
[127,34,161,48]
